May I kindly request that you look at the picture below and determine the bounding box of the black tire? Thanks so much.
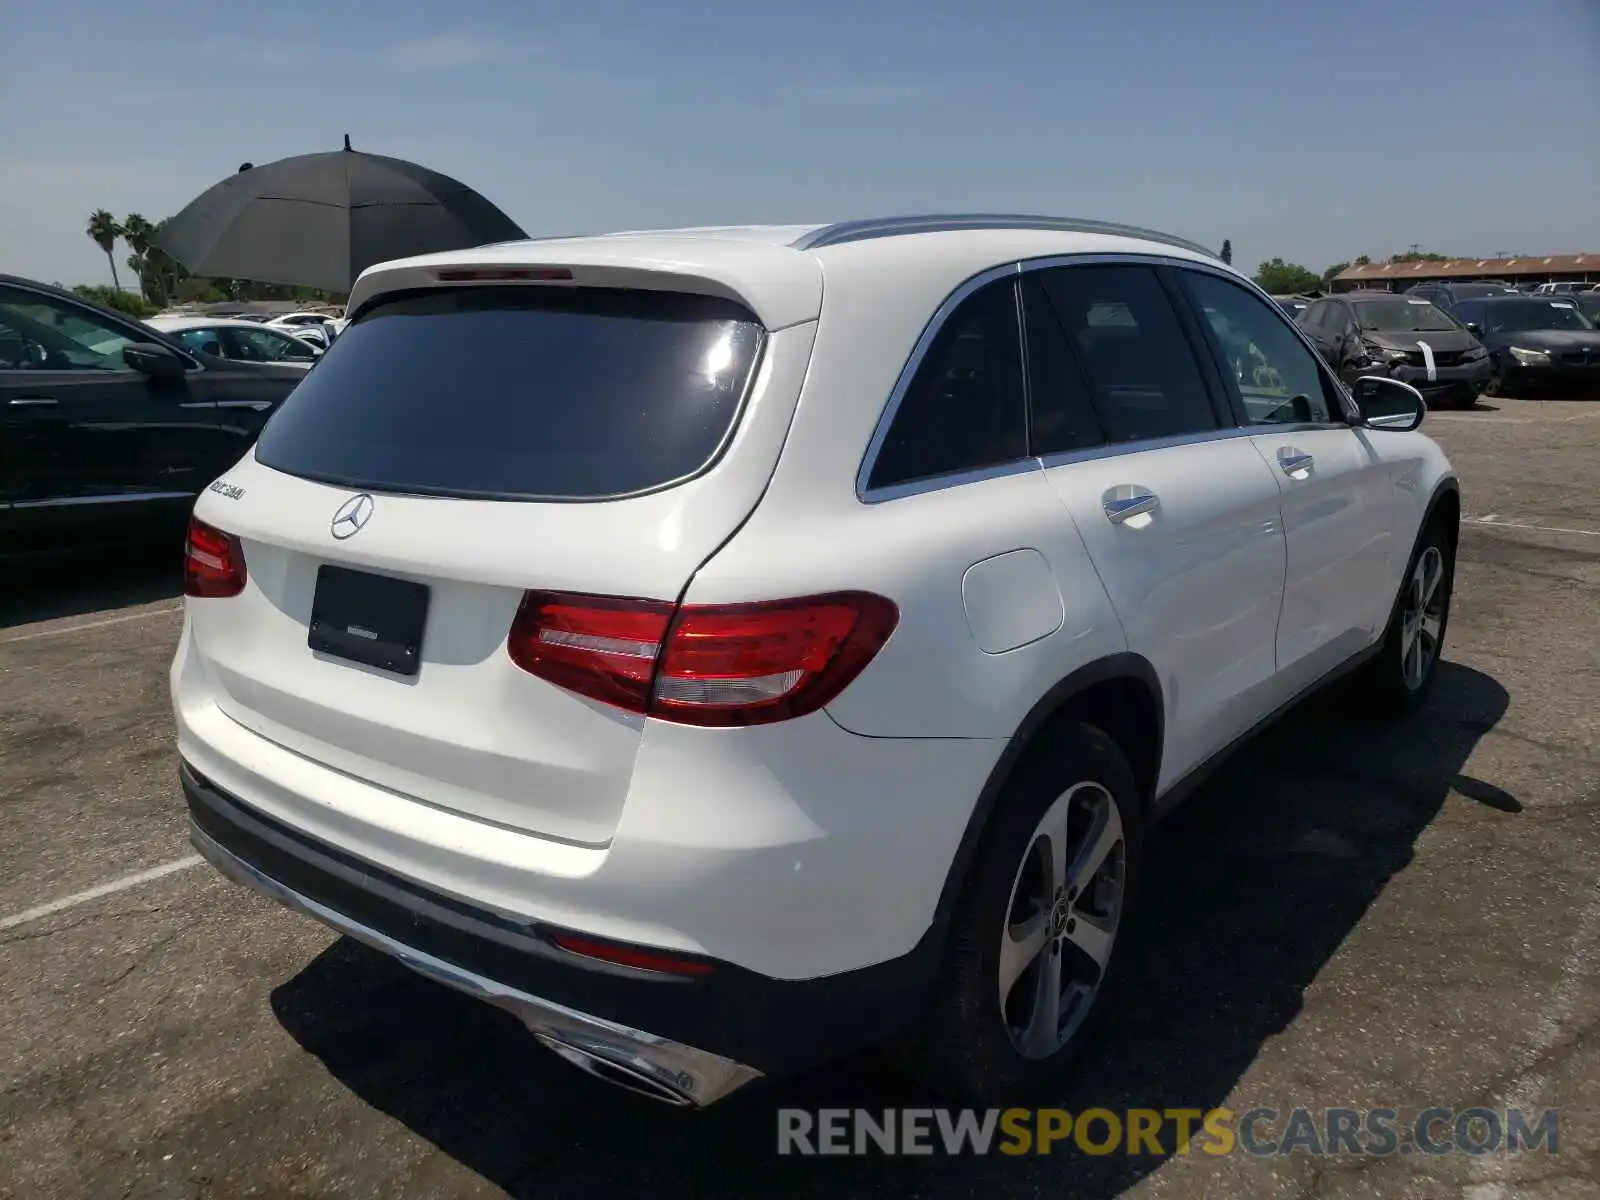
[1352,518,1455,715]
[900,722,1143,1104]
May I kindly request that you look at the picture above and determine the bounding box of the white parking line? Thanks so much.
[1467,887,1600,1198]
[1466,516,1600,538]
[0,604,183,647]
[0,855,203,932]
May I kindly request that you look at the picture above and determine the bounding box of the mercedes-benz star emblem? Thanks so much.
[330,493,375,540]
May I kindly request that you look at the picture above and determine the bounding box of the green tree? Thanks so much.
[1220,238,1233,265]
[1322,261,1350,286]
[1389,250,1450,264]
[1354,254,1371,266]
[86,209,124,291]
[71,284,156,318]
[1253,258,1322,295]
[122,213,186,307]
[122,213,155,257]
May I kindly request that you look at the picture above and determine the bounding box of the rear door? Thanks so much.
[1174,267,1397,691]
[1022,263,1288,791]
[1300,300,1340,362]
[0,284,221,552]
[184,284,807,846]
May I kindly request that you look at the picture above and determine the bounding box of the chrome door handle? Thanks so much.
[1277,448,1315,475]
[8,396,57,407]
[1102,486,1161,524]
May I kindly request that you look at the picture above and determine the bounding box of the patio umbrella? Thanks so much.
[153,136,526,293]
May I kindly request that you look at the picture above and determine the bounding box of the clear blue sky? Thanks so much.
[4,0,1597,286]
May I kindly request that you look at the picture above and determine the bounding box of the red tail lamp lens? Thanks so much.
[508,591,898,726]
[184,517,247,598]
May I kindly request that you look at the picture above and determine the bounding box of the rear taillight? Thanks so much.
[184,517,247,598]
[508,591,898,727]
[508,593,674,711]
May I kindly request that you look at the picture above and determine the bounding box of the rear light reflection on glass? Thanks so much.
[184,517,247,598]
[507,591,898,726]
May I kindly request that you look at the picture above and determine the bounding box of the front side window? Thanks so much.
[1180,271,1340,425]
[1036,265,1219,443]
[0,287,136,370]
[867,277,1027,490]
[225,327,318,362]
[174,328,225,356]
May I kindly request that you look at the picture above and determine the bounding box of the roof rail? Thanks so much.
[791,214,1218,259]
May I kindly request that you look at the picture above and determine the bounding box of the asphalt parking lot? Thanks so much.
[2,397,1596,1200]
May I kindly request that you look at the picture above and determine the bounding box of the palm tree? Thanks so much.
[86,210,124,291]
[123,213,155,257]
[122,214,162,304]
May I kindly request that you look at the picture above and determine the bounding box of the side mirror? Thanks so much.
[1464,322,1483,337]
[1352,376,1425,431]
[123,341,187,380]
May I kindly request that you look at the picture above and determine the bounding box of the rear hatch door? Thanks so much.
[186,282,815,846]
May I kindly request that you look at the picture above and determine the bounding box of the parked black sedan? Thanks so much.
[1403,281,1519,313]
[1452,294,1600,397]
[0,275,303,560]
[1297,291,1491,408]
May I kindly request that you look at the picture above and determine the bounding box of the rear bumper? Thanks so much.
[172,615,998,982]
[188,787,754,1106]
[184,762,925,1101]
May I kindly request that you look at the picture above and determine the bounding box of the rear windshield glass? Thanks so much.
[1353,299,1459,332]
[253,287,764,501]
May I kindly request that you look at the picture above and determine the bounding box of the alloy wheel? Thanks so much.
[998,782,1126,1059]
[1400,545,1447,691]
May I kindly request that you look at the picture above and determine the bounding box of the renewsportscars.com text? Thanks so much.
[777,1107,1560,1157]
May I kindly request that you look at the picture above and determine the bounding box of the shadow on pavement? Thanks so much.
[272,660,1510,1199]
[0,538,183,630]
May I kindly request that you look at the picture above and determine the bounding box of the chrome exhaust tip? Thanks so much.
[533,1033,696,1107]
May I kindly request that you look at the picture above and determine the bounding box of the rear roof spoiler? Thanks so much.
[346,243,824,330]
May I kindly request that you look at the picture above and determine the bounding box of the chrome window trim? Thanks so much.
[1036,423,1335,471]
[855,252,1360,506]
[858,457,1042,505]
[854,262,1022,502]
[12,490,193,509]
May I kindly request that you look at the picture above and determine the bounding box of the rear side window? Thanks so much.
[1037,265,1220,443]
[253,287,764,501]
[866,277,1027,490]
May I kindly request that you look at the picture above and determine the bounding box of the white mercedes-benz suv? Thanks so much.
[172,215,1459,1107]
